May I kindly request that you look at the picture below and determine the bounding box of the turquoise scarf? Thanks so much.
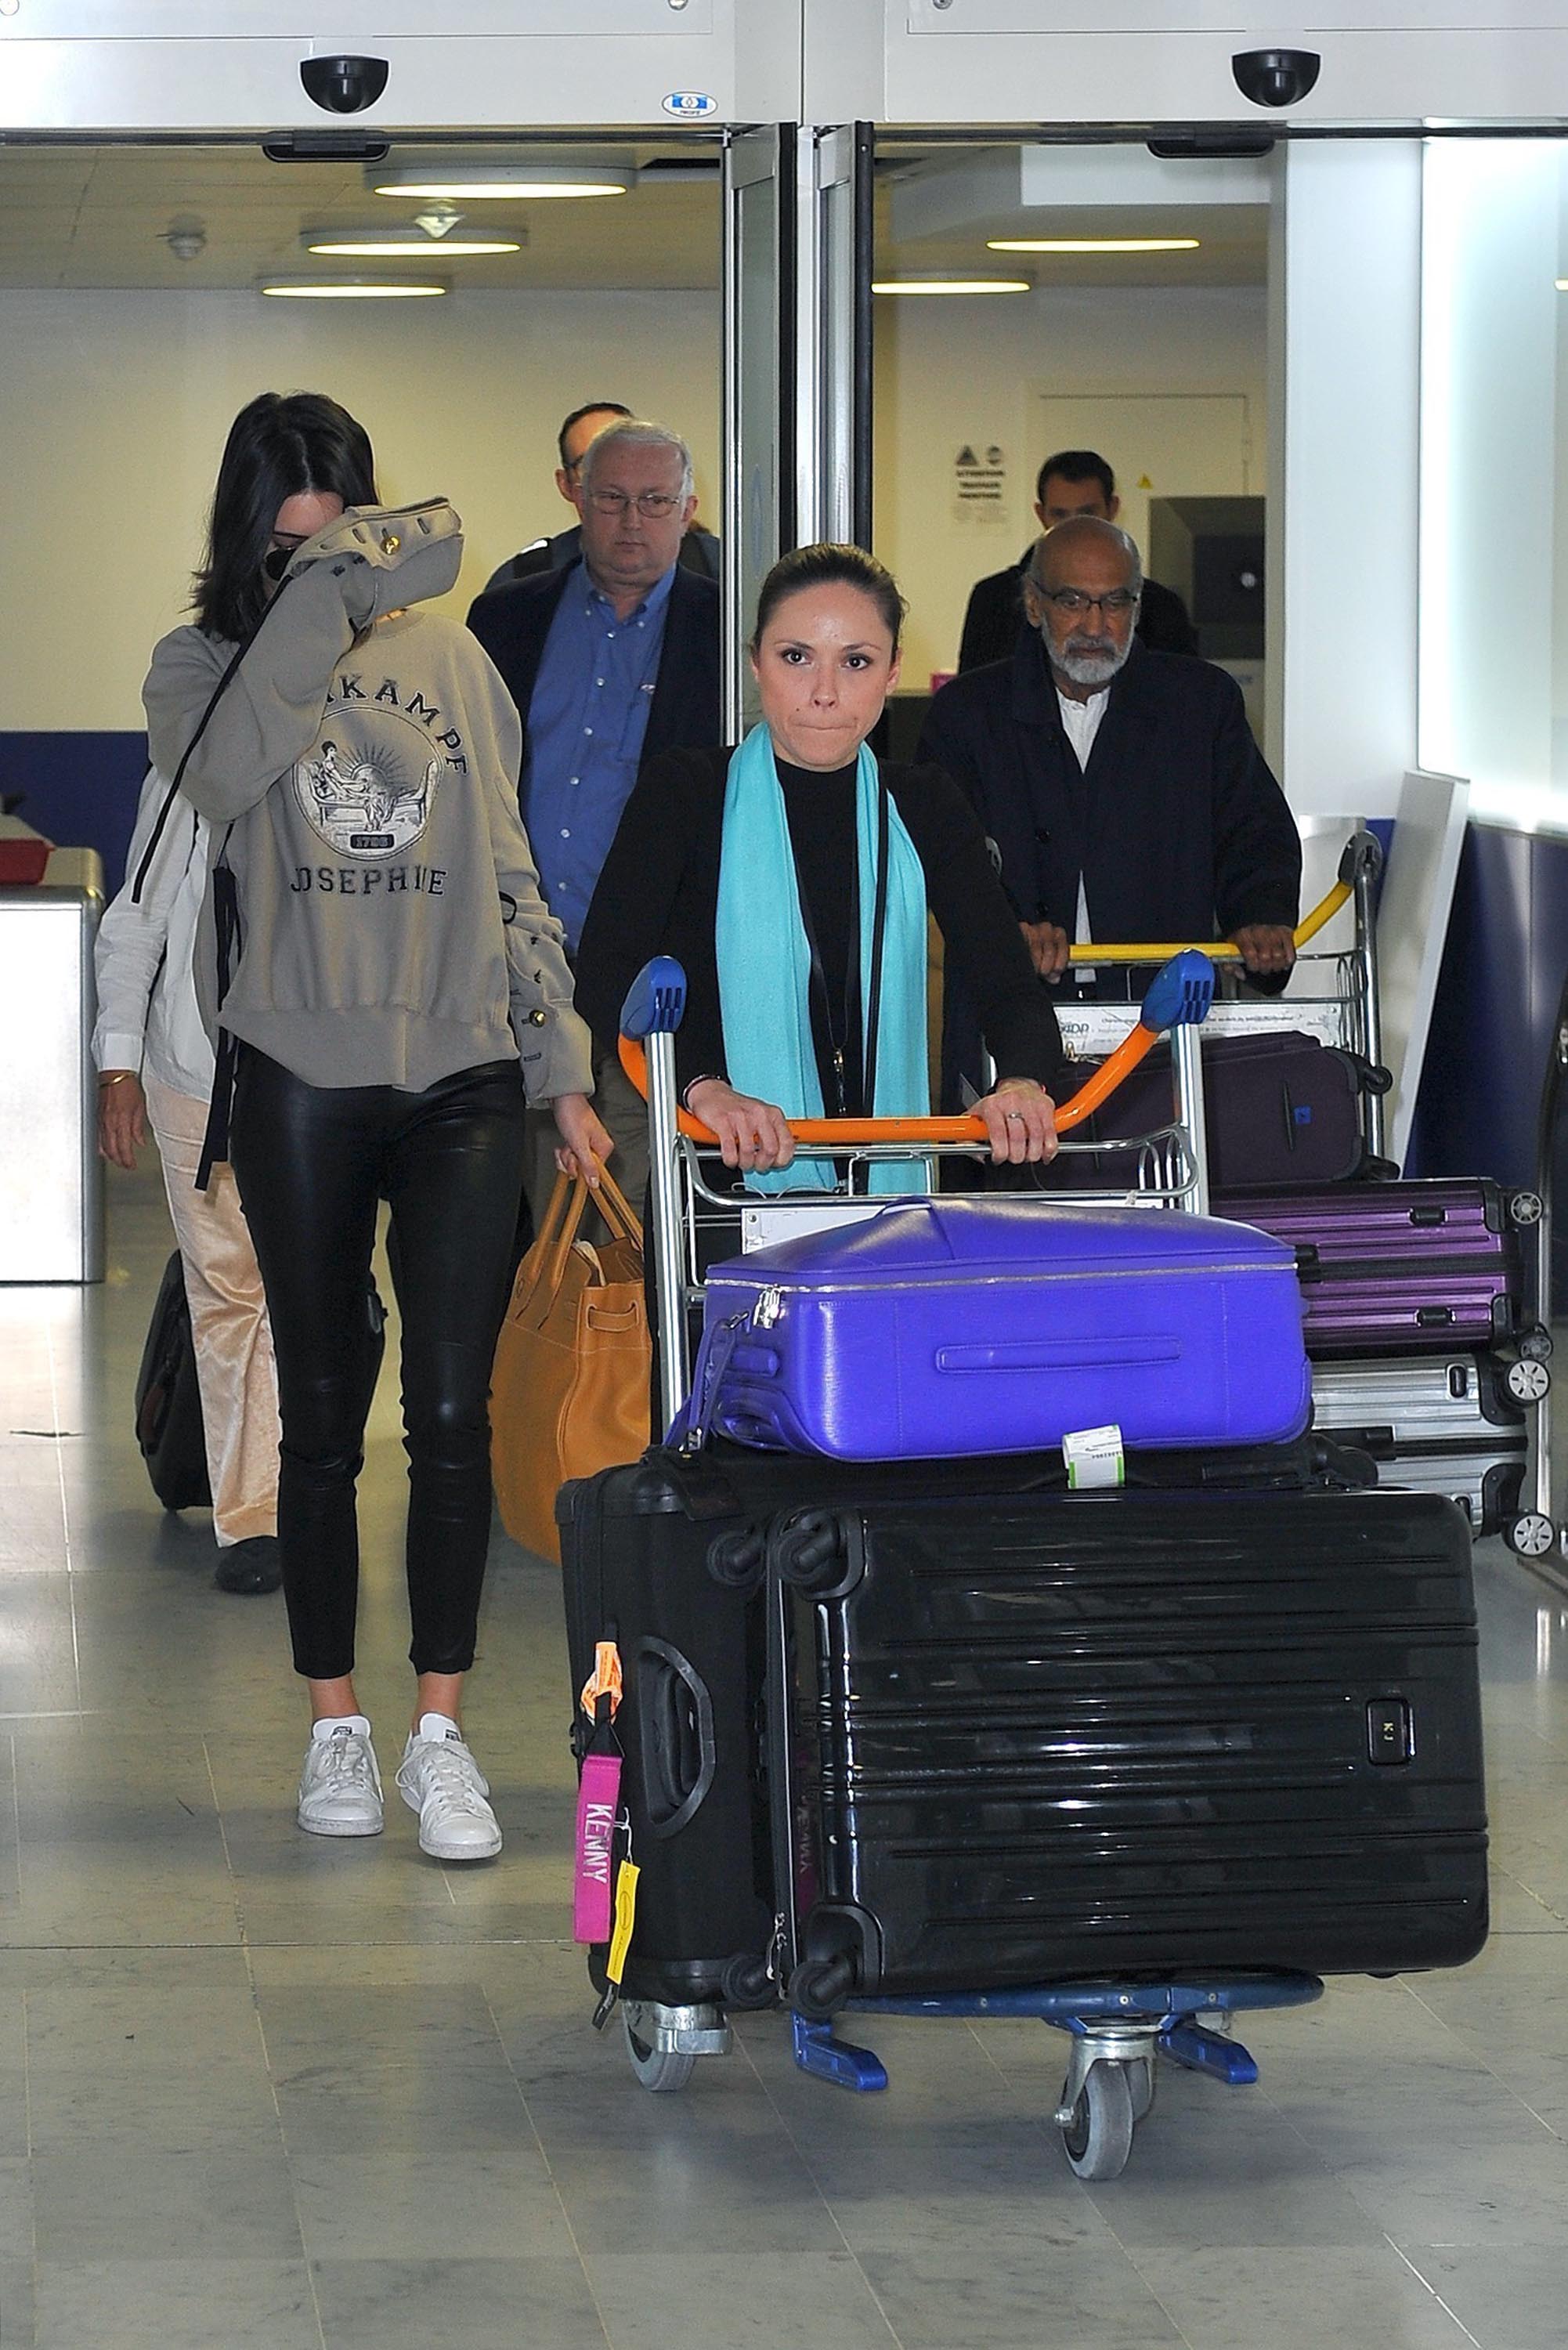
[714,722,929,1195]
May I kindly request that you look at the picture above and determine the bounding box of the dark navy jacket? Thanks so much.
[466,562,722,811]
[916,631,1299,949]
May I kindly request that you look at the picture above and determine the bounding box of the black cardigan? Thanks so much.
[573,743,1066,1101]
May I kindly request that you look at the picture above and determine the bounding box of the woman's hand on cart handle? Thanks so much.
[1229,922,1297,979]
[975,1079,1058,1164]
[551,1093,614,1187]
[684,1079,796,1174]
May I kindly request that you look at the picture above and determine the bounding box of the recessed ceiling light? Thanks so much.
[302,229,521,258]
[987,237,1201,254]
[873,276,1031,295]
[259,276,447,299]
[371,161,631,201]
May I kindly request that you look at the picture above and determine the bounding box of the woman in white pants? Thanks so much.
[95,771,282,1594]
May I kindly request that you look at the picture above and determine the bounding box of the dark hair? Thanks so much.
[193,391,378,644]
[558,400,632,469]
[1035,448,1116,508]
[750,543,906,654]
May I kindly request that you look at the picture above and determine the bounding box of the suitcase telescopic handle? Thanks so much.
[616,949,1215,1145]
[1059,855,1369,966]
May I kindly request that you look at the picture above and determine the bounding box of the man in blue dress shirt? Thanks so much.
[468,417,721,1216]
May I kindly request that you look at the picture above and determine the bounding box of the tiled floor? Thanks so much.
[2,1162,1567,2348]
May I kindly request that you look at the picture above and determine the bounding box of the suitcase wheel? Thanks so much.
[1505,1511,1558,1561]
[1059,2061,1136,2182]
[1519,1325,1555,1365]
[1508,1190,1545,1227]
[622,2011,696,2095]
[789,1953,858,2023]
[1503,1358,1552,1408]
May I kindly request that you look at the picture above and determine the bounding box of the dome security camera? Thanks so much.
[299,54,389,114]
[1231,48,1321,109]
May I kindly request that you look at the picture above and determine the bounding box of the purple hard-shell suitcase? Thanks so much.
[683,1198,1312,1460]
[1216,1180,1533,1359]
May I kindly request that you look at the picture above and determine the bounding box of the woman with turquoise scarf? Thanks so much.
[574,543,1065,1197]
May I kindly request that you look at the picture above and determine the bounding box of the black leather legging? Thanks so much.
[230,1047,526,1681]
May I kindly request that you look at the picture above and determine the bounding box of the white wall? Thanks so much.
[0,277,1266,736]
[1264,143,1422,822]
[0,287,721,733]
[873,283,1269,687]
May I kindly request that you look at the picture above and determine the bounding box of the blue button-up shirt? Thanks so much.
[522,560,675,954]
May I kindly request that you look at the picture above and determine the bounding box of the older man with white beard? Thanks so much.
[919,515,1299,1067]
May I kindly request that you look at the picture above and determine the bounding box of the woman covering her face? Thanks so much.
[142,390,610,1862]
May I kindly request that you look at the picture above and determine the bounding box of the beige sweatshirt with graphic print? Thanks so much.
[143,537,592,1101]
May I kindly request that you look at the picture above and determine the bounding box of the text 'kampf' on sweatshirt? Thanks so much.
[141,521,594,1103]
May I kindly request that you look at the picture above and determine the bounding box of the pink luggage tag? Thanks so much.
[573,1641,623,1946]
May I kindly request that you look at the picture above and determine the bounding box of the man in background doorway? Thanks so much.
[956,448,1197,673]
[919,516,1297,1097]
[468,417,721,1216]
[479,398,721,596]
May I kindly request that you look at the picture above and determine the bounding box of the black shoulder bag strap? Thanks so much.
[132,574,295,905]
[193,822,240,1194]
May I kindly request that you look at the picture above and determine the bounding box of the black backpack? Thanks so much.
[133,1252,386,1512]
[134,1252,211,1510]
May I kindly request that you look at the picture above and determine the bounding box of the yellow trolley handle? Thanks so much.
[1062,874,1352,967]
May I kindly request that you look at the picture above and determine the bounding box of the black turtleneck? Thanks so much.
[574,742,1067,1104]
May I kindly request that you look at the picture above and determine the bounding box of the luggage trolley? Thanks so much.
[1051,826,1389,1166]
[1065,831,1554,1557]
[1502,959,1568,1572]
[604,948,1325,2182]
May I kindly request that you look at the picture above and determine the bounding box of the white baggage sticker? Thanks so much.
[1063,1424,1126,1490]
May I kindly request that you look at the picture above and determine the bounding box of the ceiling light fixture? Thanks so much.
[259,276,447,299]
[987,237,1200,254]
[371,161,632,201]
[872,276,1031,295]
[302,228,521,258]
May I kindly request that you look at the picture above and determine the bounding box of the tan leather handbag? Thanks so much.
[490,1170,651,1563]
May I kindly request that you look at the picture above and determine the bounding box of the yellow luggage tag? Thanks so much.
[591,1811,639,2030]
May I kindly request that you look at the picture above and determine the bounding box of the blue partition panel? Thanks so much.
[1407,822,1568,1194]
[0,732,149,894]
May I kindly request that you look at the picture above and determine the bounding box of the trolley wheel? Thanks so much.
[1519,1325,1555,1364]
[1505,1358,1552,1407]
[1060,2061,1136,2182]
[623,2012,695,2095]
[1508,1190,1545,1227]
[1129,2054,1157,2123]
[1506,1512,1557,1560]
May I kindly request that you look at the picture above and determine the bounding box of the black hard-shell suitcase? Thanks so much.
[1066,1029,1392,1188]
[558,1437,1378,2006]
[134,1251,210,1510]
[768,1487,1487,2015]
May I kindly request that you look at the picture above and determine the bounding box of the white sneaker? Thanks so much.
[396,1715,502,1861]
[297,1717,384,1838]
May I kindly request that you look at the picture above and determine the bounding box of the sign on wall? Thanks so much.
[953,441,1007,524]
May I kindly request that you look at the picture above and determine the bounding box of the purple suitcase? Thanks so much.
[1216,1180,1536,1359]
[680,1198,1312,1460]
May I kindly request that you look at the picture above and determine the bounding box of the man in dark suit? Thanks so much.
[469,416,721,1210]
[957,448,1197,674]
[478,398,720,595]
[919,516,1298,1101]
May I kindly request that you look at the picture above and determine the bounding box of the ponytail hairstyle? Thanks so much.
[193,390,379,644]
[750,542,906,656]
